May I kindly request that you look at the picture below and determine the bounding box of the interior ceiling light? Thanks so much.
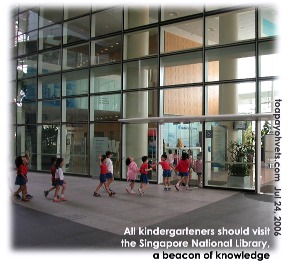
[168,12,179,16]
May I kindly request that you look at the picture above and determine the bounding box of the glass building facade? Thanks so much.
[10,4,278,192]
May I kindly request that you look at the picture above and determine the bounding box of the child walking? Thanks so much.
[93,155,113,197]
[193,153,203,188]
[153,154,173,191]
[106,151,115,195]
[125,157,139,194]
[53,158,67,203]
[138,156,152,196]
[44,157,57,198]
[174,152,190,191]
[13,156,29,202]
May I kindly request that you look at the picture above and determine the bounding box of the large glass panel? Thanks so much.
[39,49,62,74]
[64,6,91,20]
[63,96,88,122]
[63,16,90,44]
[123,90,158,118]
[124,6,158,29]
[260,80,279,114]
[206,44,255,82]
[39,74,61,99]
[91,35,122,65]
[37,124,60,171]
[16,101,36,125]
[18,9,39,33]
[18,30,38,55]
[91,94,121,121]
[38,100,61,123]
[162,87,202,116]
[259,41,279,77]
[204,121,255,190]
[161,51,203,86]
[17,78,37,101]
[17,54,37,78]
[205,8,255,46]
[161,18,203,54]
[259,6,278,38]
[63,43,89,70]
[39,24,62,50]
[39,6,63,28]
[91,7,122,37]
[63,69,89,96]
[123,58,157,90]
[91,64,122,93]
[161,6,203,21]
[90,122,121,177]
[124,28,158,60]
[62,123,88,174]
[206,82,256,115]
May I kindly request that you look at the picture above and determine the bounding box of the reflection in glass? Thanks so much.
[91,64,121,93]
[63,6,90,20]
[259,41,278,77]
[39,49,62,74]
[17,78,37,101]
[259,6,278,38]
[91,94,121,121]
[39,74,61,99]
[38,100,61,123]
[63,43,89,70]
[63,69,89,96]
[161,6,203,21]
[17,55,37,78]
[91,35,122,65]
[18,30,38,55]
[259,80,279,113]
[18,9,39,33]
[63,97,88,122]
[39,7,63,28]
[63,16,90,44]
[39,24,62,50]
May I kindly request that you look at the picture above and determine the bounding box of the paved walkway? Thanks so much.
[10,172,275,250]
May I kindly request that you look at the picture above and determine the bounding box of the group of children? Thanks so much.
[13,149,203,202]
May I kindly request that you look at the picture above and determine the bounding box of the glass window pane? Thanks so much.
[260,80,279,113]
[18,30,38,55]
[206,82,255,115]
[90,122,120,177]
[63,69,89,96]
[124,6,158,29]
[91,35,122,65]
[161,6,203,21]
[91,94,121,121]
[39,49,62,74]
[123,90,158,118]
[18,78,37,101]
[161,51,203,86]
[63,97,88,122]
[123,58,157,90]
[124,28,158,60]
[38,100,61,123]
[161,18,203,54]
[16,101,36,124]
[259,41,279,77]
[39,6,63,28]
[17,55,37,78]
[64,6,90,20]
[38,124,60,171]
[205,8,255,46]
[63,16,90,44]
[39,24,62,50]
[91,64,121,93]
[39,74,61,99]
[62,123,88,174]
[91,7,122,37]
[259,6,278,38]
[206,44,255,82]
[63,43,89,70]
[162,87,202,116]
[18,9,39,33]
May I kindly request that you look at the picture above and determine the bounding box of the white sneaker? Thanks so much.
[138,188,144,196]
[130,190,136,194]
[175,183,180,191]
